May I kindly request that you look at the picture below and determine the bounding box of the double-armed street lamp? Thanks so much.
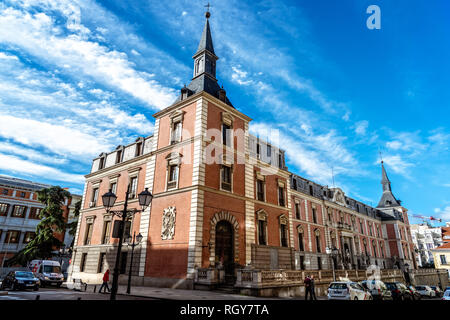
[125,231,143,294]
[326,246,339,282]
[101,185,153,301]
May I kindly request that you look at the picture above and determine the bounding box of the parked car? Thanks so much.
[327,281,372,300]
[430,286,443,298]
[408,286,422,300]
[29,260,64,287]
[360,280,393,300]
[414,285,436,298]
[442,289,450,301]
[0,271,40,291]
[385,282,414,301]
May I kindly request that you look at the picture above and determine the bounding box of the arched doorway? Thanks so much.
[215,220,234,281]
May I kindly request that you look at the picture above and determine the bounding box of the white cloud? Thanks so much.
[0,142,67,165]
[0,5,177,109]
[0,114,111,157]
[354,120,369,135]
[0,154,84,184]
[378,155,413,175]
[434,206,450,221]
[0,51,18,60]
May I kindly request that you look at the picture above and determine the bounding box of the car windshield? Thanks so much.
[15,272,34,278]
[43,265,61,273]
[444,291,450,297]
[385,283,396,290]
[415,286,425,290]
[329,283,348,289]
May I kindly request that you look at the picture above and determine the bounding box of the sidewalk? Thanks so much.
[116,285,281,300]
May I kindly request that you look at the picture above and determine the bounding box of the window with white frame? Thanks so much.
[220,165,232,192]
[255,172,265,202]
[257,210,267,245]
[129,176,138,198]
[314,229,321,253]
[298,226,305,251]
[221,112,233,147]
[280,214,289,247]
[165,152,182,191]
[170,110,184,144]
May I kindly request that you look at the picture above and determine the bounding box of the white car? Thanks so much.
[415,285,436,298]
[442,290,450,301]
[327,281,372,300]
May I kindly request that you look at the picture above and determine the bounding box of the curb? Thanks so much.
[116,292,173,301]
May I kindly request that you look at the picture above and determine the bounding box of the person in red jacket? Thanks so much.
[99,269,110,293]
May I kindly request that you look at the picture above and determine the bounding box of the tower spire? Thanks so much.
[376,160,400,208]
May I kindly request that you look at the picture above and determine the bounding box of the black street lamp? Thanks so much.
[126,231,143,294]
[101,186,152,301]
[326,246,339,282]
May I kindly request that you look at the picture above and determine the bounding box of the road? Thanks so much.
[0,287,157,300]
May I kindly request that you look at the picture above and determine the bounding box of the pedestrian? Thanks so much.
[304,275,312,300]
[310,275,317,300]
[99,269,110,294]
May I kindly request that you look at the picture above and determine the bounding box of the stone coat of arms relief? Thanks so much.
[161,206,176,240]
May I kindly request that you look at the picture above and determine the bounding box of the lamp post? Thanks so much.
[101,185,153,301]
[126,231,143,294]
[326,246,339,282]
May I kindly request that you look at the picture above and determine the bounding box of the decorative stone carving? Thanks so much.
[332,188,346,206]
[161,206,176,240]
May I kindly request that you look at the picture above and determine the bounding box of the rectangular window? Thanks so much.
[167,165,178,190]
[91,187,99,206]
[119,252,128,274]
[221,165,232,191]
[278,154,283,169]
[440,255,447,265]
[99,157,105,170]
[369,224,373,236]
[29,207,41,219]
[135,143,142,157]
[116,150,122,164]
[23,232,35,243]
[292,179,297,190]
[2,189,9,195]
[110,182,117,195]
[102,221,111,244]
[258,220,266,245]
[256,179,264,201]
[312,208,317,224]
[278,187,285,207]
[295,203,300,219]
[98,253,106,273]
[298,232,304,251]
[0,203,9,216]
[84,223,93,245]
[280,224,288,247]
[316,235,321,253]
[267,144,271,157]
[130,177,138,197]
[123,220,132,240]
[360,221,364,234]
[80,253,87,272]
[171,121,182,144]
[19,191,26,198]
[317,257,322,270]
[222,123,231,146]
[12,205,26,218]
[6,230,21,243]
[309,185,313,196]
[299,255,304,270]
[256,143,260,156]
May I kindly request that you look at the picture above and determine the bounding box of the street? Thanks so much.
[0,287,158,301]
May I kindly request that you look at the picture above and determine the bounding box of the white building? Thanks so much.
[410,224,443,267]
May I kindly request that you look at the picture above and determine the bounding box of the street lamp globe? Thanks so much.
[136,233,143,244]
[102,189,117,210]
[138,188,153,210]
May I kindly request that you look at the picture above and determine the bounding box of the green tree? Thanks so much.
[67,199,81,249]
[8,186,71,266]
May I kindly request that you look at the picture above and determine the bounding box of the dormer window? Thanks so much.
[135,142,142,157]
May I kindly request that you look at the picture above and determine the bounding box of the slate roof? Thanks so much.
[376,162,401,208]
[194,18,215,57]
[0,175,50,191]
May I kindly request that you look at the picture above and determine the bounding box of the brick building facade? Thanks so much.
[69,12,416,289]
[0,176,80,271]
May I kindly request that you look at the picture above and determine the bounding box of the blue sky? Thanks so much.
[0,0,449,225]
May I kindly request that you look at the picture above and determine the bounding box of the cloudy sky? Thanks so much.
[0,0,449,224]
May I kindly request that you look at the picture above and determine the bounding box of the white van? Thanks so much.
[29,260,64,287]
